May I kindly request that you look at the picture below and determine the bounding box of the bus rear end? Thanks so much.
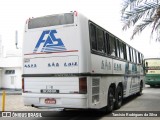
[22,12,89,109]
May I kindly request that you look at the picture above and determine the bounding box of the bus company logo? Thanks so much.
[33,30,66,53]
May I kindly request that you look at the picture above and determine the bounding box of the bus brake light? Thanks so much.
[79,77,87,94]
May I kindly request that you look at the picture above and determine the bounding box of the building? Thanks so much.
[0,35,22,90]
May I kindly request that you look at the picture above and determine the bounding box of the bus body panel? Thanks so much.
[23,25,82,74]
[24,77,80,94]
[24,56,79,74]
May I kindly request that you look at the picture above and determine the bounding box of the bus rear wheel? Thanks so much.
[106,87,115,113]
[114,85,123,109]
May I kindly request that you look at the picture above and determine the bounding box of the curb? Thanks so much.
[0,91,22,95]
[0,93,22,95]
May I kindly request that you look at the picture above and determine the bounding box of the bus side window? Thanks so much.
[119,41,124,59]
[123,44,127,60]
[126,45,130,61]
[129,47,132,62]
[138,53,144,65]
[89,23,97,51]
[136,51,139,64]
[108,34,116,56]
[116,39,120,58]
[133,49,137,63]
[139,53,142,64]
[141,54,144,65]
[138,52,141,64]
[131,48,135,63]
[96,27,105,53]
[105,32,109,54]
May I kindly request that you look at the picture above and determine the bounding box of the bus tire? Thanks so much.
[106,87,115,113]
[137,81,143,96]
[114,85,123,109]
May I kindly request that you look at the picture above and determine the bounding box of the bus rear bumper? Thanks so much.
[22,93,88,109]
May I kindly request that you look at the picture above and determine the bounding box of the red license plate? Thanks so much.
[45,98,56,104]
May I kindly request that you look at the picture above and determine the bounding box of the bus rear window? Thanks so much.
[28,13,74,29]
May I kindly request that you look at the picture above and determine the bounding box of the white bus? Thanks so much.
[22,11,144,112]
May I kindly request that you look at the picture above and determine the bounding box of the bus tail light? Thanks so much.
[79,77,87,94]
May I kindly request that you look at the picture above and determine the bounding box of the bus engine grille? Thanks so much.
[92,78,100,103]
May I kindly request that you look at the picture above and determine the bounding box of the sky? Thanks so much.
[0,0,160,58]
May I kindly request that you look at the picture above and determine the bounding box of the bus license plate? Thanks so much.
[41,89,59,93]
[45,98,56,104]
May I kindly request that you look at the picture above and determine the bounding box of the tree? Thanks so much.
[121,0,160,40]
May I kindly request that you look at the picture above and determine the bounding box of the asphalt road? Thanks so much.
[1,85,160,120]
